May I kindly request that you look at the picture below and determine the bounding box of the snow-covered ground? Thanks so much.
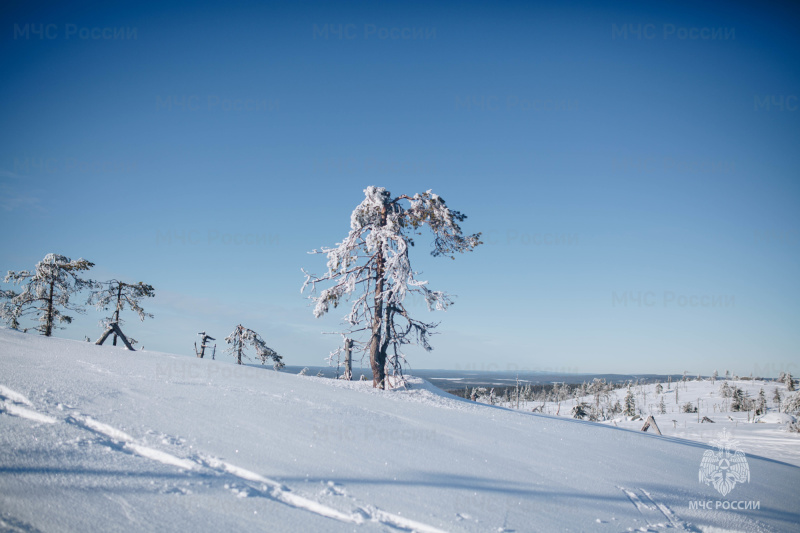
[1,328,798,532]
[491,378,800,469]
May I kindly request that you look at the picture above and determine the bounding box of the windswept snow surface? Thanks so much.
[0,329,798,532]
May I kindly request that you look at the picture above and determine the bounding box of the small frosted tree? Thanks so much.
[225,324,284,369]
[302,186,481,389]
[755,388,767,415]
[624,386,636,416]
[785,372,795,392]
[658,396,666,414]
[655,383,663,395]
[773,388,782,410]
[1,254,94,335]
[731,387,747,412]
[89,280,155,346]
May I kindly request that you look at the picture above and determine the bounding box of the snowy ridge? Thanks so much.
[1,328,798,532]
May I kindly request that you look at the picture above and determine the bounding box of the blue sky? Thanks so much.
[1,0,798,376]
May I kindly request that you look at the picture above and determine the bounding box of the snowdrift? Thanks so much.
[1,328,798,532]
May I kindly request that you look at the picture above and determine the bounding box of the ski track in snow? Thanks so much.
[194,453,448,531]
[369,508,450,533]
[0,400,58,424]
[0,384,33,406]
[68,415,199,471]
[0,385,57,424]
[0,383,449,533]
[640,488,690,531]
[619,486,694,531]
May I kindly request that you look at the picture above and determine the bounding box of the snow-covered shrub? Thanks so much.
[681,402,697,413]
[571,402,590,420]
[783,392,800,415]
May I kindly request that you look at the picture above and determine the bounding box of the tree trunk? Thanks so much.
[113,282,123,346]
[344,338,352,381]
[237,344,243,365]
[45,278,55,336]
[96,323,135,351]
[369,204,387,389]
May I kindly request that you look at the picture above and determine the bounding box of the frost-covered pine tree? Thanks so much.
[658,396,666,414]
[655,383,663,395]
[302,186,481,389]
[755,388,767,415]
[731,387,745,412]
[785,372,795,392]
[88,280,155,346]
[224,324,284,369]
[1,254,94,336]
[712,370,718,383]
[773,387,782,410]
[624,386,636,417]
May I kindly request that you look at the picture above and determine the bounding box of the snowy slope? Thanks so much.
[497,379,800,468]
[1,329,798,532]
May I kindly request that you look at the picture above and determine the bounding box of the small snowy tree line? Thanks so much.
[464,372,800,425]
[1,253,156,344]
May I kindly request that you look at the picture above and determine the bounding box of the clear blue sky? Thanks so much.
[1,0,798,376]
